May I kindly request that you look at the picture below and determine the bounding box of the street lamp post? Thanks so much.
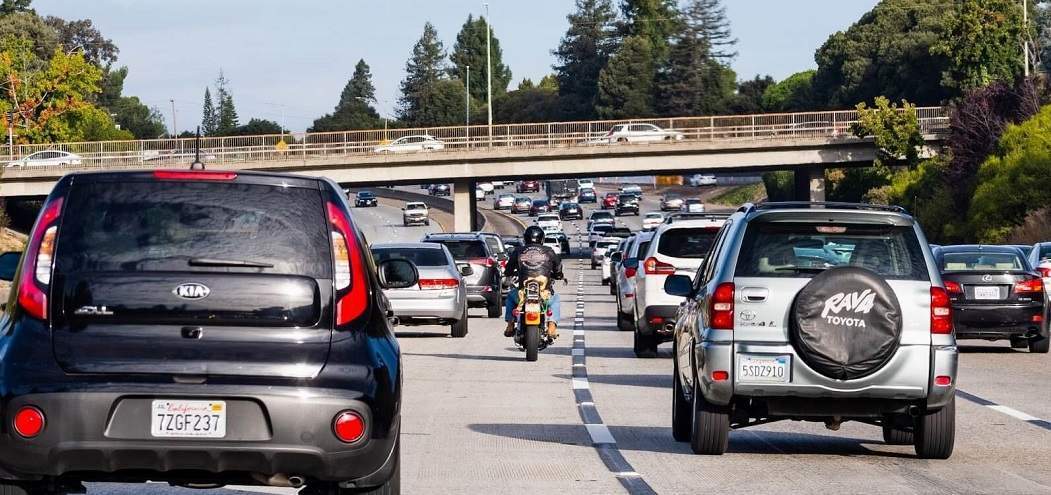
[484,3,493,148]
[466,65,471,149]
[1024,0,1031,77]
[169,99,177,138]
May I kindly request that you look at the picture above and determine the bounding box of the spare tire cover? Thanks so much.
[790,266,902,380]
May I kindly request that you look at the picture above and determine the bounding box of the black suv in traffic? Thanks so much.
[0,170,417,494]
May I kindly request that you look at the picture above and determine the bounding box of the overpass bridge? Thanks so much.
[0,107,948,230]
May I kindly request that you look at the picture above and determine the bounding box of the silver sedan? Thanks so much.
[371,243,470,337]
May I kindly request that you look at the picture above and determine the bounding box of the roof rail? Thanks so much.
[752,202,909,214]
[662,212,733,224]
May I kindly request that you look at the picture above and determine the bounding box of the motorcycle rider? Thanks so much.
[503,225,563,339]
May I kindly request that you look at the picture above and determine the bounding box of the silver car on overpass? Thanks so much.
[371,243,471,337]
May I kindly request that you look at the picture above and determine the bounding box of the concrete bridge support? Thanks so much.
[452,179,480,232]
[794,166,826,202]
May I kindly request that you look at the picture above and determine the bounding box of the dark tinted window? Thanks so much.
[633,241,651,259]
[357,192,375,198]
[591,225,613,233]
[0,251,20,281]
[372,247,449,267]
[57,181,330,277]
[532,200,547,206]
[735,222,928,280]
[1037,244,1051,260]
[658,228,719,259]
[941,252,1027,272]
[428,240,487,260]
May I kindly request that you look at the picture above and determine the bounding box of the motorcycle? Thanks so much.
[512,275,554,361]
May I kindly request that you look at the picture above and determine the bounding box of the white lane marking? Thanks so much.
[615,472,642,478]
[573,330,585,336]
[989,405,1042,422]
[572,377,590,390]
[580,401,595,406]
[585,423,616,444]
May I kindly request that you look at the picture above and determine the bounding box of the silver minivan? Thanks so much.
[667,203,958,459]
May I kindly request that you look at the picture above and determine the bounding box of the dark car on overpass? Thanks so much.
[0,169,418,493]
[935,245,1048,353]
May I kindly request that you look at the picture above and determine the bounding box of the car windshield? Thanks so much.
[941,252,1026,272]
[428,240,487,260]
[592,212,613,219]
[591,225,613,233]
[735,222,929,280]
[371,247,449,267]
[538,215,559,222]
[532,200,547,206]
[618,195,636,202]
[645,213,662,219]
[406,203,426,210]
[358,192,374,198]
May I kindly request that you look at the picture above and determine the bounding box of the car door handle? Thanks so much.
[740,287,768,302]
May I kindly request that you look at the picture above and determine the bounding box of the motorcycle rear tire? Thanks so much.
[525,325,540,362]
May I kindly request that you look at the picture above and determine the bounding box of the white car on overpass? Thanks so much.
[373,135,445,153]
[7,150,83,168]
[602,123,685,144]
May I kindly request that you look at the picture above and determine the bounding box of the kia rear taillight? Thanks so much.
[930,286,953,335]
[1014,278,1044,295]
[18,197,63,320]
[327,202,367,326]
[644,257,675,275]
[944,280,963,294]
[419,278,459,290]
[710,282,734,330]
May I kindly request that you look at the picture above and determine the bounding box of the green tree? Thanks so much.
[398,22,447,126]
[762,70,816,112]
[227,118,284,136]
[656,33,735,116]
[0,36,102,143]
[596,36,656,119]
[932,0,1026,93]
[408,78,469,127]
[730,75,775,114]
[66,105,133,141]
[96,65,126,110]
[0,11,56,60]
[448,15,512,101]
[620,0,681,62]
[310,59,382,132]
[43,16,118,68]
[201,87,217,135]
[681,0,736,62]
[338,59,376,109]
[111,96,167,139]
[851,97,924,169]
[553,0,618,119]
[538,74,559,91]
[0,0,32,15]
[495,85,563,124]
[214,71,238,134]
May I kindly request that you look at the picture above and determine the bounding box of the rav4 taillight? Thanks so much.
[18,198,63,320]
[643,257,675,275]
[710,282,734,330]
[327,202,368,326]
[930,286,953,335]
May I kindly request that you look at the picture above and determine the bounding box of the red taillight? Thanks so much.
[944,280,963,294]
[710,282,734,330]
[1039,267,1051,278]
[327,202,367,326]
[930,286,953,335]
[649,316,664,325]
[934,375,952,387]
[152,170,237,181]
[1034,314,1044,323]
[711,370,729,381]
[1014,278,1044,294]
[625,267,637,278]
[499,259,507,270]
[643,257,675,275]
[418,278,459,290]
[18,198,63,320]
[332,411,365,443]
[13,406,44,438]
[468,257,495,268]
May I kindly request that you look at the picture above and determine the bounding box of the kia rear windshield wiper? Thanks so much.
[188,257,274,268]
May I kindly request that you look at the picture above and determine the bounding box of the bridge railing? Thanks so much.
[0,107,949,172]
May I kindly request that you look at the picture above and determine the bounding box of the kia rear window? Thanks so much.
[56,181,330,278]
[372,248,449,267]
[658,228,718,259]
[429,240,486,260]
[735,223,928,280]
[941,252,1027,272]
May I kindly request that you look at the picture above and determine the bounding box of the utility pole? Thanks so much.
[6,113,12,161]
[1024,0,1031,77]
[466,65,471,148]
[169,99,178,138]
[485,3,493,148]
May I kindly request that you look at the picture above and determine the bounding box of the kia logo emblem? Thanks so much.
[173,283,210,300]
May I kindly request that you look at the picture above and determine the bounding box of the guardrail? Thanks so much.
[1,107,949,172]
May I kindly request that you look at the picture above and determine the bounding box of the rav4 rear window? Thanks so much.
[658,228,719,259]
[56,181,331,278]
[735,222,929,281]
[428,240,486,260]
[372,248,449,267]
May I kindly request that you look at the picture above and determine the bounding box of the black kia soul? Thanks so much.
[0,170,418,494]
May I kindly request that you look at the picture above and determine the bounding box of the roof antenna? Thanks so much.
[190,126,205,170]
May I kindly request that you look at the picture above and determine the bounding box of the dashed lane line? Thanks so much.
[956,389,1051,431]
[570,258,656,495]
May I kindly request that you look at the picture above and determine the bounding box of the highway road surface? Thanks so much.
[86,184,1051,494]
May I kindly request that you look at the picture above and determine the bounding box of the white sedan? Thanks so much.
[373,135,445,154]
[536,213,562,232]
[7,150,83,168]
[642,212,665,230]
[477,182,495,195]
[602,123,685,144]
[681,199,705,213]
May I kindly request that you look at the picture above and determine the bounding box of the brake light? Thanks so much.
[1014,278,1044,294]
[930,286,953,335]
[625,267,637,278]
[18,198,63,320]
[327,202,367,326]
[644,257,675,275]
[710,282,734,330]
[468,257,495,268]
[153,170,237,181]
[332,411,365,443]
[944,280,963,294]
[934,375,952,387]
[419,278,459,290]
[711,370,729,381]
[12,406,45,438]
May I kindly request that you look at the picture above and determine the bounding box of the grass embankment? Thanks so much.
[710,183,766,207]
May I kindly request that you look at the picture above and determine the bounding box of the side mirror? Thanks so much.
[377,259,419,289]
[611,252,623,263]
[458,264,474,277]
[504,243,514,251]
[0,251,21,282]
[664,275,693,298]
[622,258,639,270]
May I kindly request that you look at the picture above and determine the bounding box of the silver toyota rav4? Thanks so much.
[666,202,958,459]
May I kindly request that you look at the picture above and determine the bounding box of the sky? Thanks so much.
[33,0,878,133]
